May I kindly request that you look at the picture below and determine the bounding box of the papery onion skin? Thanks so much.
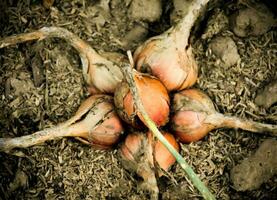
[85,52,125,94]
[119,131,179,197]
[114,71,170,128]
[134,34,198,92]
[0,26,125,95]
[120,132,144,162]
[153,131,180,172]
[73,95,124,149]
[133,0,208,92]
[171,110,214,143]
[87,112,124,149]
[0,95,124,151]
[120,132,155,187]
[120,131,179,174]
[171,89,216,143]
[171,89,277,143]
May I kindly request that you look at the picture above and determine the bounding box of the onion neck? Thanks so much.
[39,27,99,83]
[40,27,97,55]
[0,123,86,152]
[170,0,209,47]
[206,113,277,136]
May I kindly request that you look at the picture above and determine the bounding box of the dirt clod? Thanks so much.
[9,169,28,192]
[230,3,277,37]
[255,80,277,109]
[209,36,240,67]
[128,0,162,22]
[120,23,148,50]
[170,0,192,24]
[231,139,277,191]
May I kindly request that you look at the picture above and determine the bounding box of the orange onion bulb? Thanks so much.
[0,95,124,151]
[154,132,180,173]
[70,95,124,149]
[171,89,277,143]
[133,0,210,92]
[120,131,179,195]
[114,70,170,128]
[171,89,216,143]
[134,36,198,91]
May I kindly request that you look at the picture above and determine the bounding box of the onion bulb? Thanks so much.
[154,132,180,173]
[134,36,198,91]
[121,131,179,173]
[114,70,170,128]
[85,51,125,94]
[171,89,277,143]
[133,0,210,91]
[120,131,179,197]
[0,95,124,151]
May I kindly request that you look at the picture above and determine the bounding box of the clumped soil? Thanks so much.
[0,0,276,200]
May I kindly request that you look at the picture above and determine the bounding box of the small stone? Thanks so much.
[255,80,277,109]
[209,36,240,67]
[230,3,277,37]
[128,0,162,22]
[9,170,28,192]
[231,139,277,191]
[120,23,148,50]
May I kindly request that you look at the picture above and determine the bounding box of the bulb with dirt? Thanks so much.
[171,89,277,143]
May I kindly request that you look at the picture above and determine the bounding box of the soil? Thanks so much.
[231,139,277,191]
[0,0,276,200]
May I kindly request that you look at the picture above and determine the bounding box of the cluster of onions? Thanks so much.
[0,3,225,196]
[171,89,277,143]
[0,95,124,151]
[120,131,179,197]
[4,1,275,198]
[0,27,124,94]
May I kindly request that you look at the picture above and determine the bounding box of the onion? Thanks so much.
[0,95,124,151]
[121,131,179,173]
[171,89,277,143]
[120,131,179,197]
[85,51,125,94]
[133,0,210,91]
[0,27,124,94]
[120,132,157,197]
[114,70,170,128]
[134,37,198,91]
[154,132,180,173]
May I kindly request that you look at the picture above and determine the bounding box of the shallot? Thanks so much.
[120,131,179,198]
[0,27,124,94]
[0,95,124,151]
[171,89,277,143]
[133,0,210,91]
[114,70,170,128]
